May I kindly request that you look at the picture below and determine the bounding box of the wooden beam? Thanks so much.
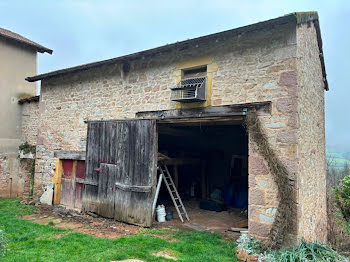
[229,227,249,232]
[158,126,198,137]
[162,158,200,165]
[53,158,62,205]
[159,119,243,126]
[173,165,179,189]
[54,151,86,160]
[158,153,171,161]
[136,102,271,120]
[72,160,77,207]
[115,182,152,192]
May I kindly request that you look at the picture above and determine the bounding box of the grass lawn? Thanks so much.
[0,198,238,262]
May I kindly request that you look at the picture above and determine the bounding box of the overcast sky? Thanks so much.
[0,0,349,150]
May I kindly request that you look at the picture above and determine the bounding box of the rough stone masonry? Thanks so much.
[25,12,328,243]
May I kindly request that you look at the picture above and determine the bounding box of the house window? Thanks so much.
[171,66,207,102]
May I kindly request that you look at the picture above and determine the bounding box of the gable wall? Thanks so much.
[36,23,302,239]
[296,22,327,242]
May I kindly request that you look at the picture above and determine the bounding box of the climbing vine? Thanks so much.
[245,110,295,249]
[29,158,35,196]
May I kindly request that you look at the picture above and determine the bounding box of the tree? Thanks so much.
[334,175,350,223]
[342,162,350,178]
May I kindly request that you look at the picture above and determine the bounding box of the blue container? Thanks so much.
[166,211,174,221]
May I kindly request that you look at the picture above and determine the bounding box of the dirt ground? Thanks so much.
[22,204,140,239]
[21,200,246,240]
[154,200,246,237]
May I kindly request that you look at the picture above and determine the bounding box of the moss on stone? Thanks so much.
[19,142,36,155]
[294,11,318,24]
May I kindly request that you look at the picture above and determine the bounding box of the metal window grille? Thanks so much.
[170,77,206,102]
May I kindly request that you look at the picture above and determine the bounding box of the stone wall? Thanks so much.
[20,100,39,145]
[0,153,31,198]
[0,101,39,198]
[296,22,327,242]
[34,21,325,240]
[0,155,10,197]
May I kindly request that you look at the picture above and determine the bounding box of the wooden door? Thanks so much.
[84,119,157,226]
[60,160,75,208]
[59,159,85,209]
[75,160,85,209]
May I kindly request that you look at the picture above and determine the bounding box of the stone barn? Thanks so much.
[26,12,328,245]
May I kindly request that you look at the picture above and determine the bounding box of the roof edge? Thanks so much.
[294,11,328,90]
[26,12,327,90]
[0,34,52,54]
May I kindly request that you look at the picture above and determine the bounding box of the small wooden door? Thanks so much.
[60,159,85,209]
[84,119,157,226]
[75,161,85,209]
[60,160,75,207]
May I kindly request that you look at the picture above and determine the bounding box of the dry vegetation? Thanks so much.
[326,158,350,256]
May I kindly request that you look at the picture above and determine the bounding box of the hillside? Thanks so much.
[327,147,350,169]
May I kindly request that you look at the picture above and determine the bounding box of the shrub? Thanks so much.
[18,141,36,155]
[236,234,262,255]
[334,175,350,223]
[260,239,348,262]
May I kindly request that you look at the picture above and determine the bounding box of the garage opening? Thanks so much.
[155,119,249,233]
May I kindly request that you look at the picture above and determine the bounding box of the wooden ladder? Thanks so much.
[158,163,190,222]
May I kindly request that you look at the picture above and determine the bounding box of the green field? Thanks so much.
[327,148,350,169]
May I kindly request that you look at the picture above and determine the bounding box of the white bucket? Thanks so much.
[156,205,166,222]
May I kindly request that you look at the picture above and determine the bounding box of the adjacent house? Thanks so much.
[25,12,328,244]
[0,27,52,198]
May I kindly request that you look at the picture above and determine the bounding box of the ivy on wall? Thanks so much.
[245,110,295,249]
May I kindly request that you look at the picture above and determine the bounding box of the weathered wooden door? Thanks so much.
[60,160,74,208]
[60,159,85,209]
[84,119,157,227]
[74,160,85,209]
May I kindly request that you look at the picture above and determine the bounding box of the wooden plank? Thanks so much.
[173,165,178,189]
[83,122,101,212]
[74,183,84,209]
[162,158,200,166]
[60,160,74,208]
[71,160,77,208]
[157,117,244,124]
[54,151,86,160]
[115,182,152,192]
[98,163,117,218]
[229,227,249,232]
[53,158,62,205]
[114,120,157,227]
[75,161,85,209]
[136,102,271,120]
[157,153,170,161]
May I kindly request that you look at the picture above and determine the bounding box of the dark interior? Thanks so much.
[157,121,248,212]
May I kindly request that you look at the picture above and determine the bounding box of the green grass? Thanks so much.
[0,198,237,262]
